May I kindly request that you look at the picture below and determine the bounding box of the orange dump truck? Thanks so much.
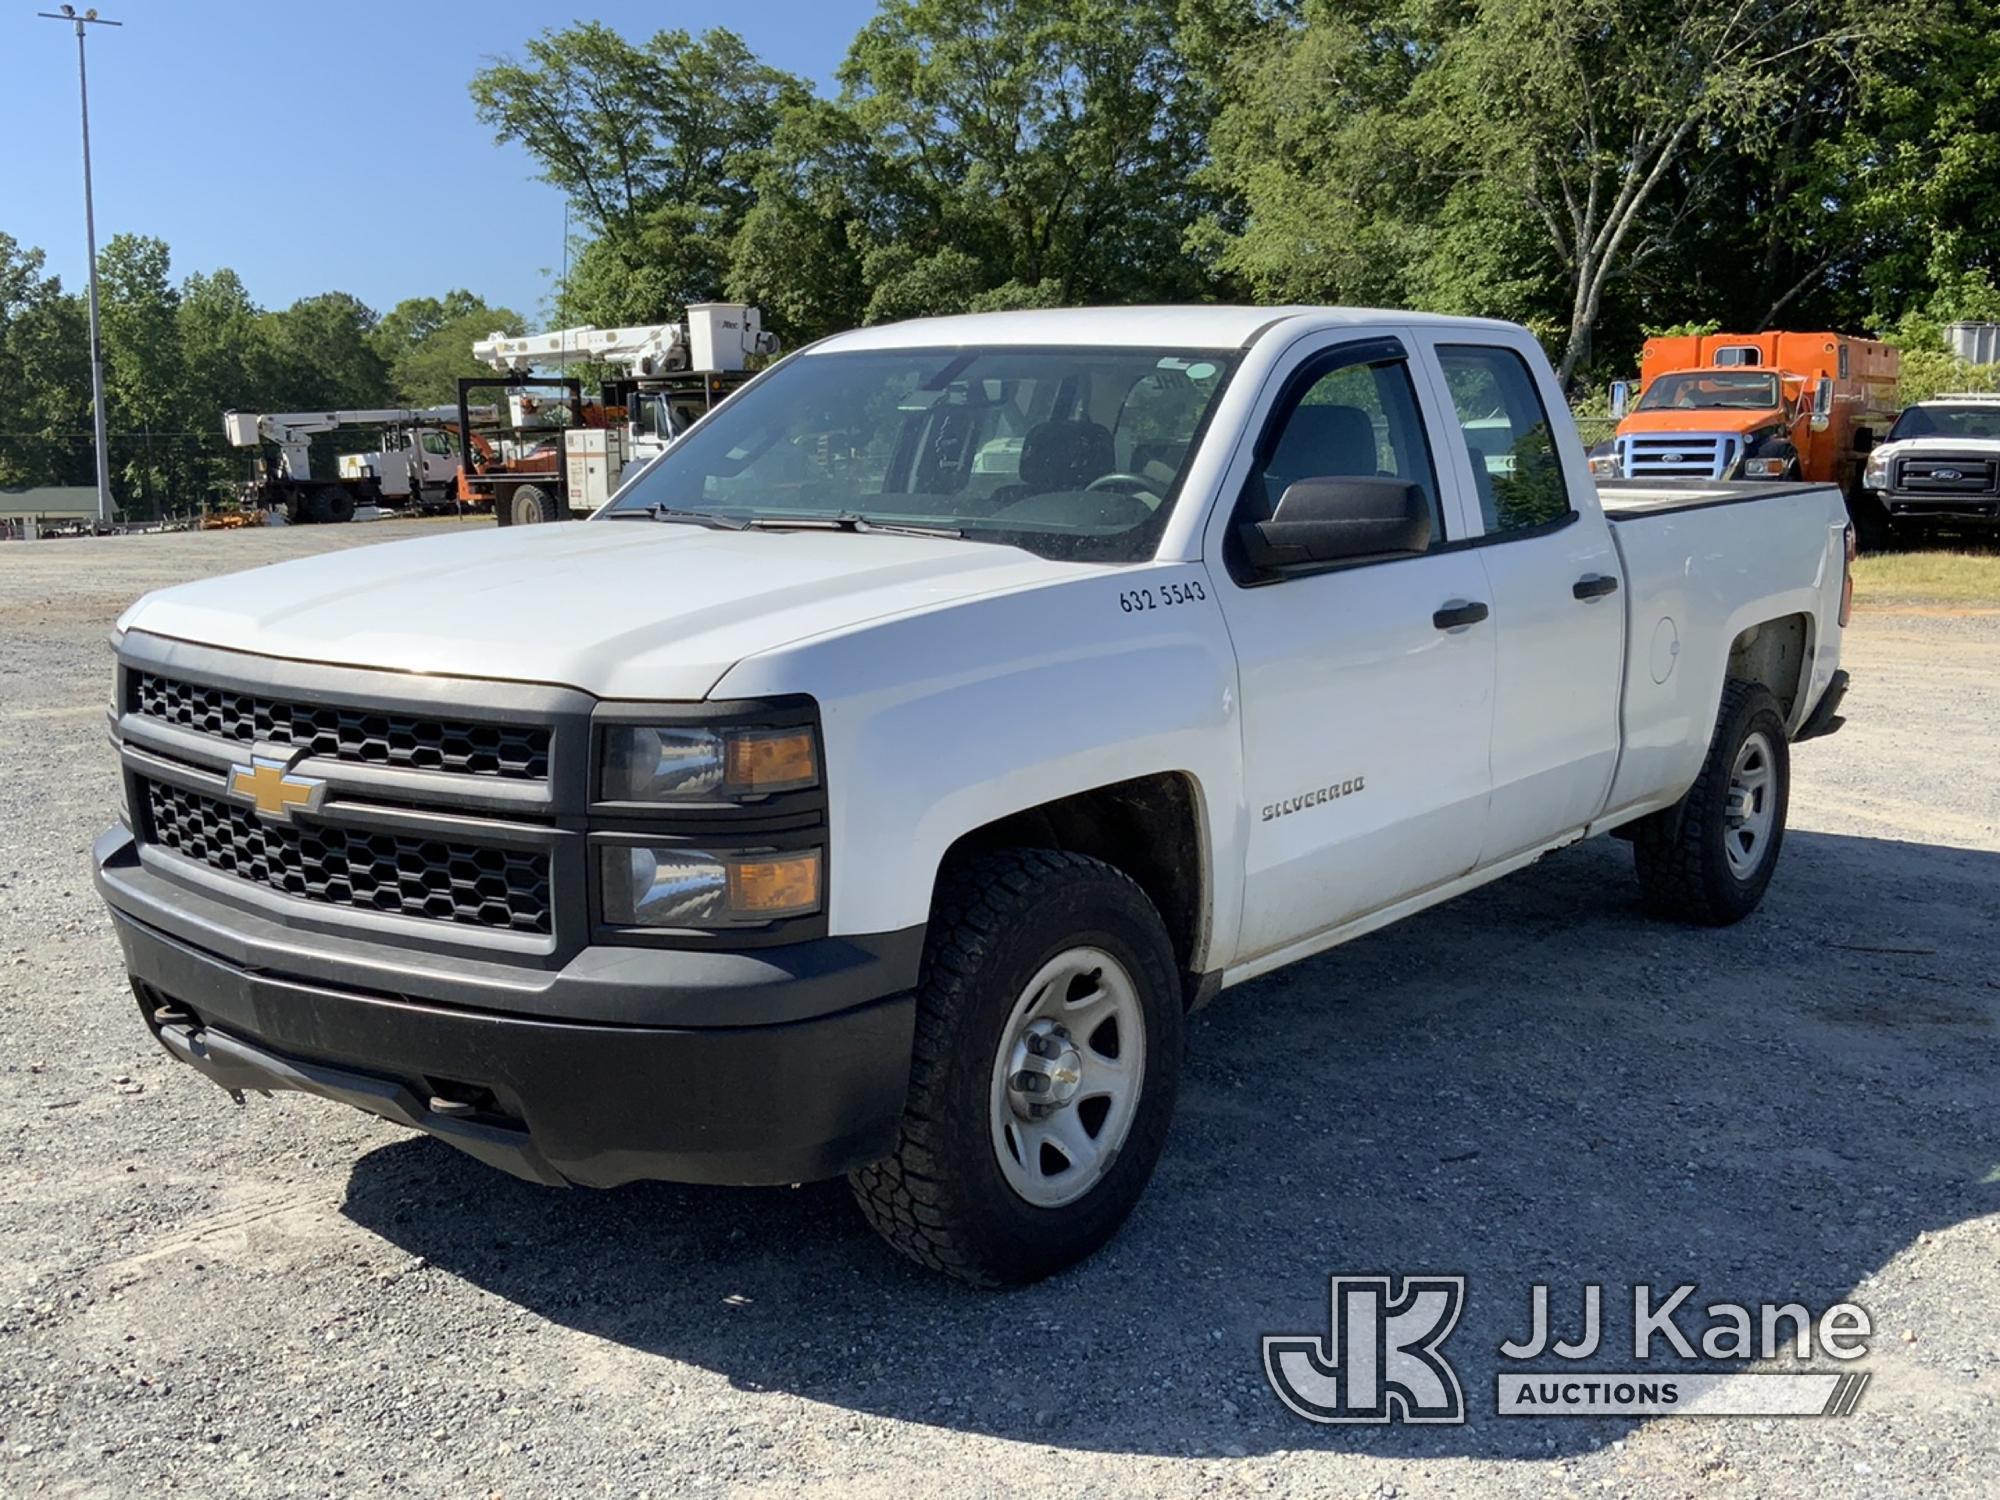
[1590,332,1899,511]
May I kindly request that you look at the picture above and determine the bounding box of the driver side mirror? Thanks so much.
[1608,381,1629,419]
[1810,376,1834,432]
[1239,476,1432,575]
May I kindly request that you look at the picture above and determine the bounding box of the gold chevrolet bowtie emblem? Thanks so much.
[226,758,327,822]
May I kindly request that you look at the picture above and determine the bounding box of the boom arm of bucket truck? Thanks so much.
[471,304,780,380]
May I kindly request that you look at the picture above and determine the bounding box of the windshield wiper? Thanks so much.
[742,512,965,540]
[606,503,749,530]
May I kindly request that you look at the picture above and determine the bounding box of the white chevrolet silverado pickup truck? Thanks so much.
[96,307,1854,1284]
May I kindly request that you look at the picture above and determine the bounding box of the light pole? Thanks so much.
[37,4,121,529]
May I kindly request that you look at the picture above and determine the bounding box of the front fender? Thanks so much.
[711,562,1244,963]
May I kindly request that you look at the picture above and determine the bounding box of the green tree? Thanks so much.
[0,234,91,488]
[97,234,185,514]
[178,268,277,511]
[728,100,878,339]
[472,25,807,324]
[834,0,1217,319]
[1198,0,1900,385]
[179,268,271,419]
[373,290,525,405]
[1804,0,2000,325]
[259,291,391,411]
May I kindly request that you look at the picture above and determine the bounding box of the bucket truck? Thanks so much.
[222,405,494,523]
[457,304,779,526]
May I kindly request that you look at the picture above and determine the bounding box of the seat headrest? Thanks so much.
[1019,419,1115,492]
[1269,403,1378,478]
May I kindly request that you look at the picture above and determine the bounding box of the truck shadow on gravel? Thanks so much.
[340,830,2000,1459]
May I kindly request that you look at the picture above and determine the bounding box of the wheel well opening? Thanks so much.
[939,773,1208,1002]
[1727,613,1812,722]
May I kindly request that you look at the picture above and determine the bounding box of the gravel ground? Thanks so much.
[2,520,1996,1498]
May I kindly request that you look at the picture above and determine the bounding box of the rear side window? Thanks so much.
[1436,345,1574,536]
[1244,348,1443,544]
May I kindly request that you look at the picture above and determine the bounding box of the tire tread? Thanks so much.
[850,848,1166,1285]
[1632,678,1787,925]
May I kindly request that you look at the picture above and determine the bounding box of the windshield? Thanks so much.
[1889,403,2000,442]
[1637,371,1782,411]
[602,345,1237,562]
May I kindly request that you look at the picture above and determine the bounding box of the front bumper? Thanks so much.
[1794,670,1849,744]
[1880,489,2000,523]
[97,828,920,1187]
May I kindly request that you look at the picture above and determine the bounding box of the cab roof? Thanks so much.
[810,304,1523,353]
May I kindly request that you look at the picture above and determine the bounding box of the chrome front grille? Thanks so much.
[1618,433,1740,479]
[133,671,551,781]
[116,638,589,946]
[142,778,553,934]
[1891,454,1997,495]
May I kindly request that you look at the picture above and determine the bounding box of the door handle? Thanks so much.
[1573,574,1620,600]
[1432,600,1490,630]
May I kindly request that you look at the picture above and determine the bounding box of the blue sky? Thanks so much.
[3,1,880,322]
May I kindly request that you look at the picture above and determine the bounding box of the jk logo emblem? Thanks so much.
[1263,1275,1467,1424]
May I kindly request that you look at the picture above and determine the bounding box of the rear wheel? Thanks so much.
[850,849,1183,1285]
[506,484,561,526]
[1631,679,1790,925]
[317,484,356,524]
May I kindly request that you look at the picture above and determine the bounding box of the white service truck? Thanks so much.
[223,405,480,522]
[98,308,1853,1285]
[1861,391,2000,532]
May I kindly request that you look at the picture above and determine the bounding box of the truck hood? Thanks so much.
[1876,435,2000,459]
[119,521,1106,700]
[1617,407,1786,437]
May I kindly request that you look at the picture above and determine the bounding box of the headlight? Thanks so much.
[601,845,823,927]
[601,722,819,803]
[1862,449,1889,490]
[1587,443,1621,480]
[1743,456,1792,478]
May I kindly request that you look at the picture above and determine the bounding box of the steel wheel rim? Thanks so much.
[1723,730,1777,878]
[988,945,1146,1209]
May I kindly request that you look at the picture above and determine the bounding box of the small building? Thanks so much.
[0,485,101,538]
[1945,322,2000,366]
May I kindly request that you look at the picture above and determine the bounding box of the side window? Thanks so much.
[1244,349,1443,545]
[1838,344,1850,380]
[1436,345,1574,536]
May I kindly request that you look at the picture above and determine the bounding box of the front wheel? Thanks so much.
[850,849,1183,1285]
[1631,679,1790,925]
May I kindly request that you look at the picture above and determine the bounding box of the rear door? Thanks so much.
[1213,333,1496,965]
[1415,336,1625,863]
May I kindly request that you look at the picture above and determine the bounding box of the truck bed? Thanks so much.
[1596,477,1849,827]
[1597,478,1837,519]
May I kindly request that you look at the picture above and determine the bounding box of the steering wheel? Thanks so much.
[1084,471,1165,508]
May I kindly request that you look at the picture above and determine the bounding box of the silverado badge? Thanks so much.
[226,757,327,822]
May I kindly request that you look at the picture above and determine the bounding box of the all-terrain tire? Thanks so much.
[1631,679,1790,925]
[849,849,1183,1286]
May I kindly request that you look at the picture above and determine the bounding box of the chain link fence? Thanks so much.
[0,429,254,524]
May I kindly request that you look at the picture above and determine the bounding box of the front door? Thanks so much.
[1216,334,1496,965]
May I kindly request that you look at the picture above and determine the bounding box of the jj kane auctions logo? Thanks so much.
[1264,1277,1872,1423]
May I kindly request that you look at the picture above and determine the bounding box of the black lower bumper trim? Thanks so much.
[156,1016,572,1186]
[1795,669,1849,744]
[115,911,916,1188]
[1884,493,1999,520]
